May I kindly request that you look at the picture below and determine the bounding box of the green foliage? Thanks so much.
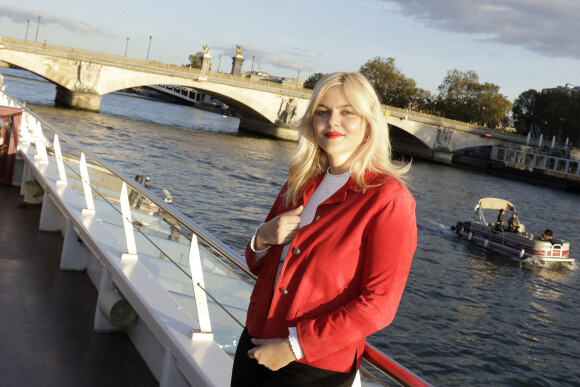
[513,89,580,143]
[512,89,538,133]
[303,72,326,89]
[359,57,420,109]
[412,88,436,113]
[186,52,205,69]
[436,69,512,128]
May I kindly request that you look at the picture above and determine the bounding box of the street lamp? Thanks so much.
[218,54,222,72]
[35,15,41,42]
[251,55,255,73]
[296,69,301,86]
[124,37,130,57]
[25,19,30,42]
[146,35,152,60]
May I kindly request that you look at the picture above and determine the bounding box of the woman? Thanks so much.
[231,72,417,386]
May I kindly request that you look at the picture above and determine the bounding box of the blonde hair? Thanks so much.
[285,72,410,207]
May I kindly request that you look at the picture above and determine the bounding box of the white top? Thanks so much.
[278,169,351,266]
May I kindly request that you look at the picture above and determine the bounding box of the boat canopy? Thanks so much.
[475,198,516,212]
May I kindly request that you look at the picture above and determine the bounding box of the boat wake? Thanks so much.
[421,219,456,237]
[520,256,578,270]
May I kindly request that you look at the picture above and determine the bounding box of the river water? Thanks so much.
[2,68,579,386]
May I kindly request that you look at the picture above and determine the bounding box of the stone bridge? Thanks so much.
[0,37,313,140]
[0,37,532,163]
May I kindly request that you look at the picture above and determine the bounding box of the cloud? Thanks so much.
[0,5,107,35]
[382,0,580,60]
[241,48,315,73]
[258,51,316,72]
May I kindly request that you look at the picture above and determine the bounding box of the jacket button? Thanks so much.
[280,288,289,295]
[293,247,301,255]
[315,216,320,222]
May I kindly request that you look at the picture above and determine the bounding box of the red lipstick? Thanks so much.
[325,132,344,139]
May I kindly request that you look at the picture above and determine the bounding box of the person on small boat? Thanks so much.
[231,72,417,386]
[496,209,505,231]
[508,212,520,233]
[540,229,553,242]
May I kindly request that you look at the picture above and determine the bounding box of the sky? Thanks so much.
[1,0,579,102]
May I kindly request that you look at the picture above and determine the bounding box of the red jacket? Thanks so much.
[244,171,417,372]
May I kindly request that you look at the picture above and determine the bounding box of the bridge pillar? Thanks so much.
[238,117,299,141]
[55,86,102,112]
[432,151,453,165]
[392,141,454,165]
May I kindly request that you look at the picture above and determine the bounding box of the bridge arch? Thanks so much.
[0,46,311,131]
[98,75,283,124]
[0,53,70,89]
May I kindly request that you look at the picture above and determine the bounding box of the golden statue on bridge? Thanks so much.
[235,45,243,57]
[203,44,210,55]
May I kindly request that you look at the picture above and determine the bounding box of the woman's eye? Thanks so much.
[315,110,329,115]
[342,110,353,115]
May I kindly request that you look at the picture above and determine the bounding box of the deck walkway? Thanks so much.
[0,184,157,387]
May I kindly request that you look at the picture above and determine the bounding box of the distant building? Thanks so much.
[281,77,305,87]
[245,70,272,79]
[542,83,580,96]
[243,71,305,87]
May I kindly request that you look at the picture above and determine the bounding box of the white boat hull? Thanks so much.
[454,221,574,263]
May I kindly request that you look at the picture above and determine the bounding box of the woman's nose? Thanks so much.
[328,113,340,127]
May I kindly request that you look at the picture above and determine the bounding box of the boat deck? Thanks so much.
[0,184,157,387]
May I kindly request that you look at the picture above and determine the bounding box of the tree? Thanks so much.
[303,72,326,89]
[512,89,538,134]
[436,69,511,128]
[186,52,204,69]
[436,69,480,122]
[411,88,436,113]
[533,91,580,144]
[360,57,421,109]
[478,82,512,128]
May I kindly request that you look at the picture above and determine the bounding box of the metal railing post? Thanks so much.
[31,119,49,164]
[20,112,34,143]
[79,153,95,214]
[188,234,213,340]
[119,182,138,259]
[53,134,68,186]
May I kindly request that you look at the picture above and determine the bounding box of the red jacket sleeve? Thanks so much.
[244,182,289,274]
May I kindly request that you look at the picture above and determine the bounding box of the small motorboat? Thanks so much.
[452,198,574,263]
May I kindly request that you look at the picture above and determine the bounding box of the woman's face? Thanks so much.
[312,87,367,174]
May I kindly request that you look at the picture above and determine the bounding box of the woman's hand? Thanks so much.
[248,337,297,371]
[254,205,303,250]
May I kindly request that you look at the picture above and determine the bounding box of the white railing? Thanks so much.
[1,89,431,387]
[491,146,580,178]
[539,244,567,257]
[3,89,248,386]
